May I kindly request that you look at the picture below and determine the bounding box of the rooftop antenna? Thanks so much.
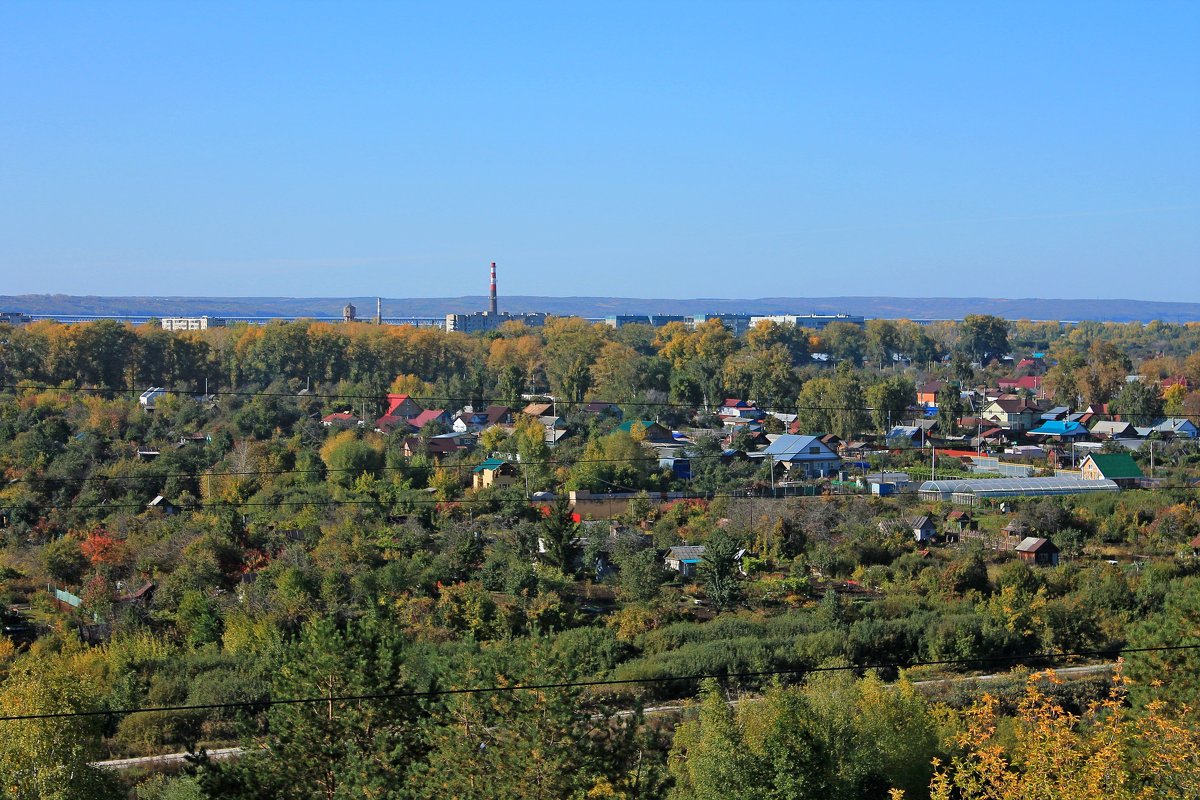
[489,261,498,315]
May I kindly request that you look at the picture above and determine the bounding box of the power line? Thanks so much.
[1,643,1193,723]
[8,480,1200,516]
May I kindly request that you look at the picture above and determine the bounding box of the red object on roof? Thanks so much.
[322,412,358,424]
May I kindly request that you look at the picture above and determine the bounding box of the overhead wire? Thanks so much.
[1,644,1195,722]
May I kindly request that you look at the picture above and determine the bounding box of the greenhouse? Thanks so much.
[917,476,1120,506]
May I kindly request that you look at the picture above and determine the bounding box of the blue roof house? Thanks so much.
[1027,420,1090,441]
[761,434,842,479]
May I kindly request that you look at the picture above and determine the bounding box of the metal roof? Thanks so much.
[918,477,1119,497]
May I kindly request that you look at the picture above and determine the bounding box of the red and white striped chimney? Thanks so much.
[489,261,498,315]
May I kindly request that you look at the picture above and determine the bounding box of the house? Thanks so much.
[981,397,1039,432]
[1026,419,1090,441]
[886,425,923,446]
[1148,418,1198,439]
[1039,406,1071,422]
[407,409,450,431]
[384,393,424,419]
[665,545,706,577]
[818,433,843,451]
[658,456,692,479]
[718,399,754,418]
[453,410,490,434]
[374,413,413,434]
[583,402,623,419]
[115,581,155,611]
[147,495,177,515]
[838,440,871,458]
[1017,356,1046,374]
[472,457,520,490]
[760,434,841,479]
[1002,519,1030,540]
[376,394,427,433]
[916,381,945,407]
[911,515,937,543]
[139,387,168,410]
[1089,420,1138,439]
[540,415,569,445]
[522,401,554,418]
[771,411,798,430]
[617,420,674,443]
[946,510,974,532]
[971,427,1009,448]
[997,375,1044,396]
[1015,536,1060,566]
[322,412,362,428]
[727,426,769,450]
[401,432,474,459]
[1079,452,1144,488]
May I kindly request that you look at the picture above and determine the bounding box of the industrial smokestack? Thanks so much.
[489,261,498,315]
[376,297,382,325]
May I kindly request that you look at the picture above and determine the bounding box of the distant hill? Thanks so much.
[4,294,1200,323]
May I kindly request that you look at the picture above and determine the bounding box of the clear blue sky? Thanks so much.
[2,2,1197,300]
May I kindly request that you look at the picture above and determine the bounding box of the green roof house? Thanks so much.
[616,420,674,443]
[1079,452,1144,488]
[472,457,519,490]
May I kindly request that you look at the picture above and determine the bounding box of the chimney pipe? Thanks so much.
[489,261,497,315]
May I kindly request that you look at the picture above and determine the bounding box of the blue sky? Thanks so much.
[2,2,1197,300]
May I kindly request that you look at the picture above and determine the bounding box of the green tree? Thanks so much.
[958,314,1010,364]
[41,536,88,586]
[867,375,914,432]
[1125,575,1200,709]
[176,590,223,648]
[829,362,869,440]
[669,673,939,800]
[865,318,899,370]
[1110,379,1164,427]
[936,381,963,436]
[319,430,384,488]
[198,613,429,799]
[414,640,645,798]
[700,530,743,611]
[0,650,124,800]
[494,364,525,408]
[542,317,606,405]
[538,495,580,573]
[615,546,669,602]
[795,376,835,435]
[821,321,866,367]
